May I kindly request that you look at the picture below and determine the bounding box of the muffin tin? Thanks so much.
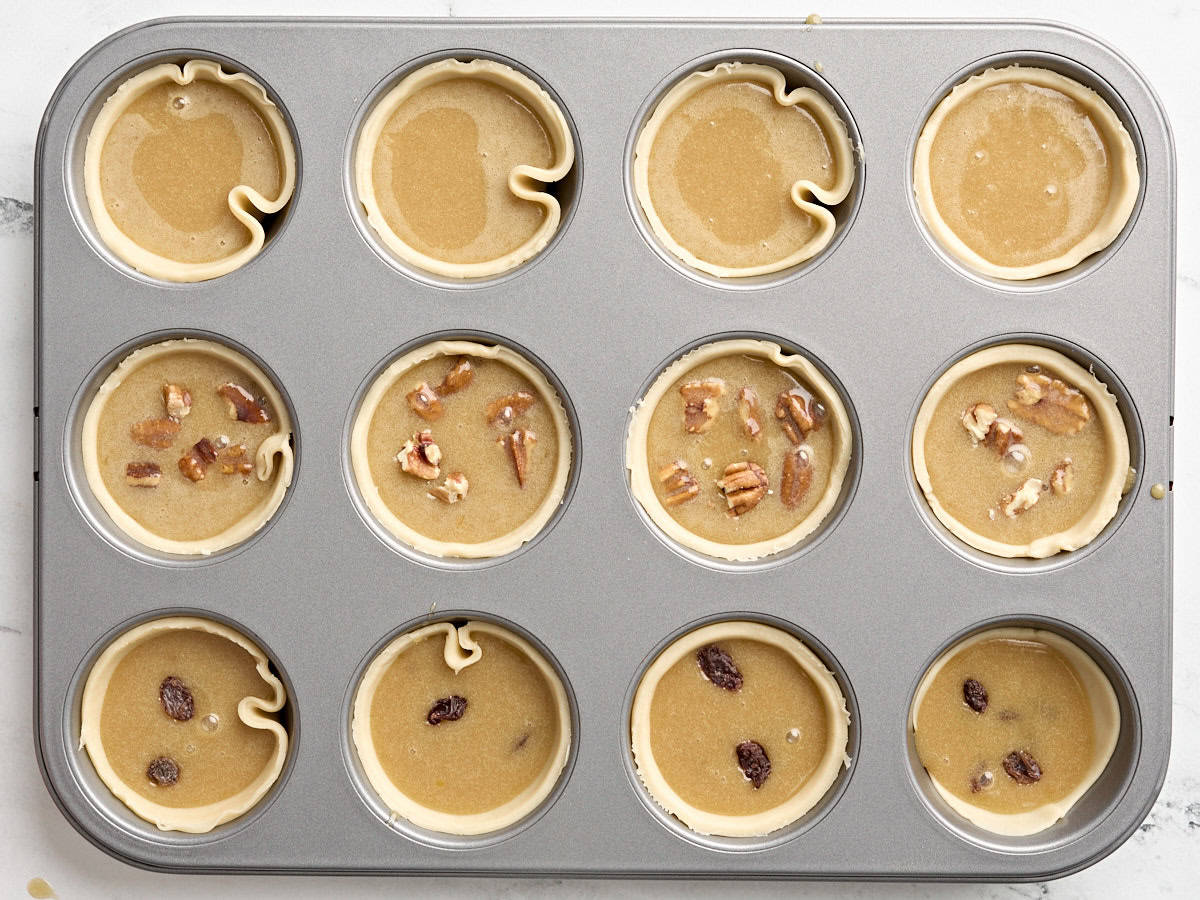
[34,18,1173,879]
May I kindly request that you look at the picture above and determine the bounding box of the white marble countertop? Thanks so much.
[3,1,1196,896]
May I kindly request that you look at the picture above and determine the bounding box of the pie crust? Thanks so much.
[354,58,575,279]
[633,62,855,278]
[626,338,852,560]
[911,343,1130,558]
[83,59,296,283]
[80,338,295,556]
[79,616,289,833]
[352,620,572,835]
[350,339,572,558]
[630,620,850,837]
[913,65,1139,281]
[910,626,1120,836]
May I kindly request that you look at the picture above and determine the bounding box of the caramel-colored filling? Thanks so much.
[364,354,562,545]
[645,353,835,545]
[922,361,1110,545]
[369,632,562,816]
[914,636,1097,814]
[99,79,282,264]
[928,82,1113,269]
[98,630,280,809]
[94,350,281,542]
[370,77,553,265]
[646,80,837,269]
[648,638,831,817]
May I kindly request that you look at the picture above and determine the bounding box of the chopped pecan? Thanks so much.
[1000,478,1043,518]
[178,438,217,482]
[159,676,194,721]
[217,383,270,424]
[427,695,467,725]
[680,379,725,434]
[429,471,469,504]
[124,461,161,487]
[697,644,743,691]
[962,403,998,442]
[780,445,814,509]
[969,769,995,793]
[1001,442,1033,475]
[963,678,988,713]
[130,418,181,449]
[1002,750,1042,784]
[1008,373,1090,435]
[162,383,192,420]
[218,443,253,476]
[1051,458,1074,495]
[397,430,441,480]
[407,382,443,421]
[505,429,537,487]
[736,740,771,789]
[775,389,825,444]
[983,418,1024,456]
[717,461,768,516]
[658,460,700,506]
[437,358,473,395]
[737,387,763,440]
[146,756,180,786]
[486,391,536,428]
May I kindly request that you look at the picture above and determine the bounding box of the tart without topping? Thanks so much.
[912,343,1130,558]
[352,620,571,835]
[627,339,852,560]
[79,616,288,833]
[633,62,855,277]
[914,65,1139,280]
[630,621,850,837]
[81,338,294,556]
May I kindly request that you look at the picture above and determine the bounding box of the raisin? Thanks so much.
[1002,750,1042,784]
[147,756,179,786]
[159,675,194,721]
[427,695,467,725]
[696,644,743,692]
[962,678,988,713]
[736,740,771,789]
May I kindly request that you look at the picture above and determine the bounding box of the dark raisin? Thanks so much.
[159,676,194,721]
[427,695,467,725]
[962,678,988,713]
[1002,750,1042,784]
[736,740,771,789]
[696,644,743,692]
[147,756,180,786]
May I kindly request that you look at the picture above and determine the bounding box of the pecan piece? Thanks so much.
[775,389,825,444]
[427,695,467,725]
[178,438,217,482]
[217,383,270,424]
[407,382,443,421]
[697,644,743,691]
[969,768,995,793]
[983,418,1024,456]
[1051,458,1074,495]
[737,387,763,440]
[658,460,700,506]
[162,383,192,420]
[159,676,194,722]
[429,471,469,504]
[147,756,180,786]
[680,379,725,434]
[397,430,441,480]
[963,678,988,713]
[962,403,998,442]
[503,429,537,487]
[438,358,474,395]
[1008,373,1090,435]
[486,391,536,428]
[124,461,161,487]
[130,418,181,449]
[736,740,771,789]
[1000,478,1043,518]
[218,443,254,476]
[717,461,768,516]
[780,445,814,509]
[1002,750,1042,784]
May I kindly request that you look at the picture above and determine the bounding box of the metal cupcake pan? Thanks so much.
[34,18,1174,879]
